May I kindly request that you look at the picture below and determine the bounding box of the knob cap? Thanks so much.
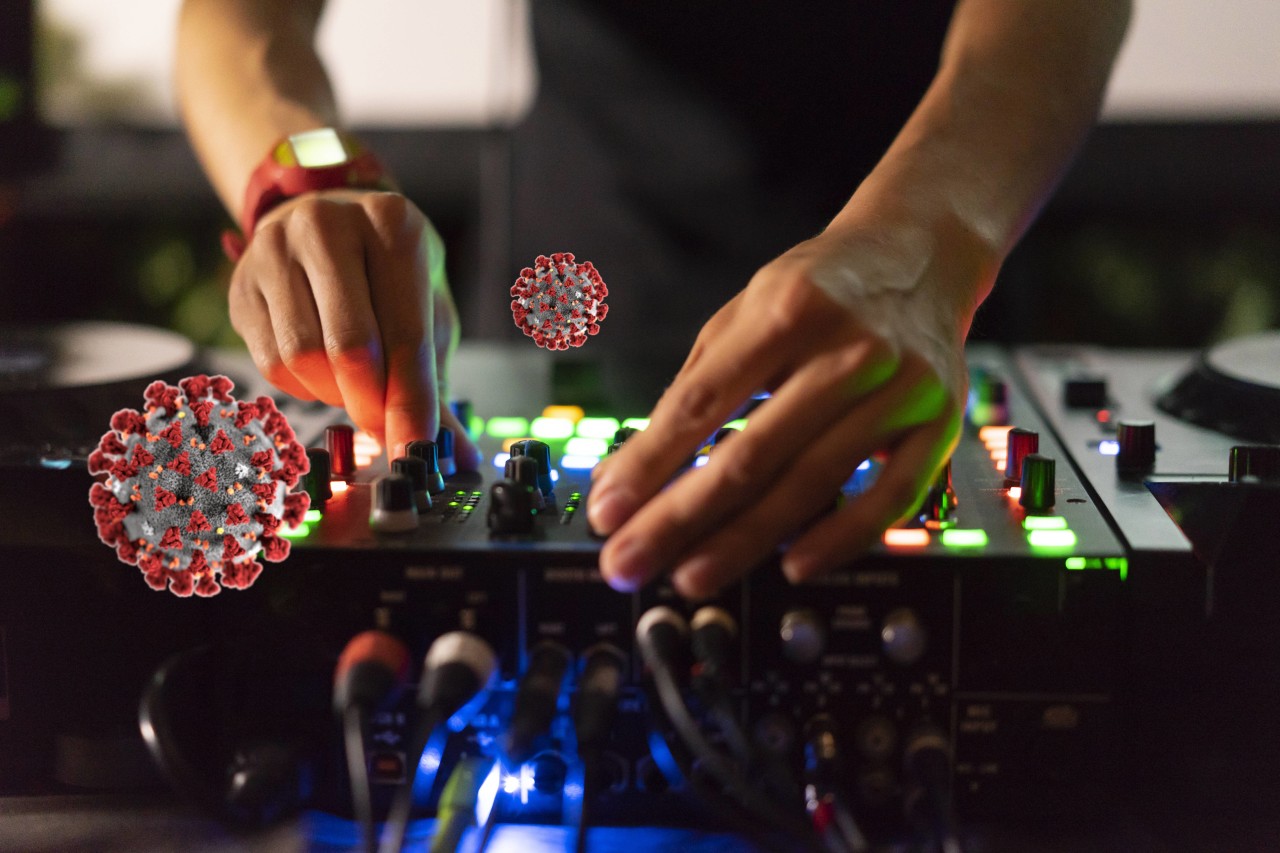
[391,456,433,511]
[780,609,826,666]
[1116,420,1156,473]
[370,473,418,533]
[613,426,640,446]
[881,608,927,666]
[1018,453,1056,512]
[504,455,545,510]
[405,440,446,494]
[918,460,957,525]
[488,480,536,535]
[325,425,356,479]
[1229,445,1280,483]
[1063,375,1108,409]
[1004,428,1039,484]
[509,439,554,496]
[435,426,456,477]
[303,448,332,503]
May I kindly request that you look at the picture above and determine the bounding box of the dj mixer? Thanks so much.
[1,323,1278,851]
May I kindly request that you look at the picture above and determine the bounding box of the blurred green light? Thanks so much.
[303,509,323,523]
[575,417,621,439]
[1028,529,1078,549]
[468,415,485,437]
[1065,557,1087,570]
[278,523,310,539]
[565,437,609,457]
[486,417,529,438]
[530,417,574,440]
[621,418,650,431]
[1106,557,1129,581]
[941,529,988,548]
[1024,516,1068,530]
[723,419,748,431]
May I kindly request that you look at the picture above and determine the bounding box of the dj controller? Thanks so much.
[1,323,1278,851]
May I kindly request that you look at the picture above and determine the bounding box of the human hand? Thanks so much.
[587,223,983,598]
[227,188,481,467]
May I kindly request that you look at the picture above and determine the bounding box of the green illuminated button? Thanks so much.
[565,437,609,457]
[486,417,529,438]
[941,529,988,548]
[278,523,310,539]
[575,417,621,439]
[1065,557,1087,570]
[303,509,323,523]
[1027,529,1078,549]
[621,418,650,431]
[530,417,574,440]
[468,415,485,437]
[1023,515,1068,531]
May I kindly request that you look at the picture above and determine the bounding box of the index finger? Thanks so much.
[587,277,829,534]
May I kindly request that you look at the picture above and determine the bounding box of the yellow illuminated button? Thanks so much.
[979,425,1012,447]
[541,405,585,423]
[883,528,930,548]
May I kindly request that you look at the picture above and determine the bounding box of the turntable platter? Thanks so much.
[0,321,196,393]
[1156,331,1280,443]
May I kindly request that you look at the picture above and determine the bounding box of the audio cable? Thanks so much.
[570,644,627,853]
[379,632,497,853]
[902,724,963,853]
[427,756,490,853]
[802,716,868,853]
[689,607,753,768]
[333,631,412,853]
[636,607,826,851]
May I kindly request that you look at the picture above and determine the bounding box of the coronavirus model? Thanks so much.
[510,252,609,350]
[87,374,309,597]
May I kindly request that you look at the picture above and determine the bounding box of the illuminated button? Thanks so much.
[493,452,511,468]
[330,480,350,495]
[1098,440,1120,456]
[1023,515,1068,531]
[621,418,650,431]
[278,523,310,539]
[487,417,530,439]
[940,528,988,548]
[560,454,600,471]
[469,415,485,437]
[979,425,1012,447]
[883,528,930,548]
[1065,557,1087,570]
[303,508,323,523]
[354,431,382,457]
[530,417,574,440]
[542,405,585,423]
[565,437,609,457]
[1006,486,1022,501]
[1027,529,1078,549]
[575,417,621,440]
[723,419,748,431]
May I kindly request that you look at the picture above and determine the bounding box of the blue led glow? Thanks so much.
[693,455,710,468]
[39,457,73,470]
[493,452,511,468]
[474,760,502,827]
[857,459,872,471]
[550,469,559,483]
[1099,440,1120,456]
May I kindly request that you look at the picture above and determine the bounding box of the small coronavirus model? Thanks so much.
[87,374,309,597]
[510,252,609,350]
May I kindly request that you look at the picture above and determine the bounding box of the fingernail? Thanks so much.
[587,486,636,535]
[602,537,652,592]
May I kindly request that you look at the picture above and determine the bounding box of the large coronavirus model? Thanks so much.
[510,252,609,350]
[87,374,309,597]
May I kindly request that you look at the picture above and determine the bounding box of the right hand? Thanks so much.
[227,188,481,467]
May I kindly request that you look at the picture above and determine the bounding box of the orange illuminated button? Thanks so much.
[883,528,930,548]
[1006,486,1022,501]
[542,405,585,423]
[330,480,351,495]
[979,425,1012,447]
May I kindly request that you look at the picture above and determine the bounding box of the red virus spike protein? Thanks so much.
[87,375,310,598]
[510,252,609,350]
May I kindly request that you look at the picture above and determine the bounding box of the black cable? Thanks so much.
[503,641,571,766]
[637,607,828,851]
[379,632,497,853]
[570,644,627,853]
[343,704,376,853]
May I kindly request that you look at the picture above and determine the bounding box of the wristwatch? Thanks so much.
[221,127,393,262]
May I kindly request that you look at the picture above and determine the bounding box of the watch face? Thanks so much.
[284,128,352,168]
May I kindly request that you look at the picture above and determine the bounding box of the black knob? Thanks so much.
[325,425,355,479]
[1004,428,1039,484]
[509,439,554,495]
[504,455,545,509]
[1116,420,1156,473]
[613,426,640,446]
[918,460,957,525]
[435,426,455,476]
[780,609,826,665]
[487,479,536,535]
[1018,454,1056,512]
[303,448,332,503]
[405,440,446,494]
[391,456,432,511]
[370,473,418,533]
[1063,375,1108,409]
[1228,445,1280,483]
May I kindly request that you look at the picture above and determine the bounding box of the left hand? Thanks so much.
[586,225,977,598]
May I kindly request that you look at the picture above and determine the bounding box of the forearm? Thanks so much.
[828,0,1132,333]
[175,0,338,218]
